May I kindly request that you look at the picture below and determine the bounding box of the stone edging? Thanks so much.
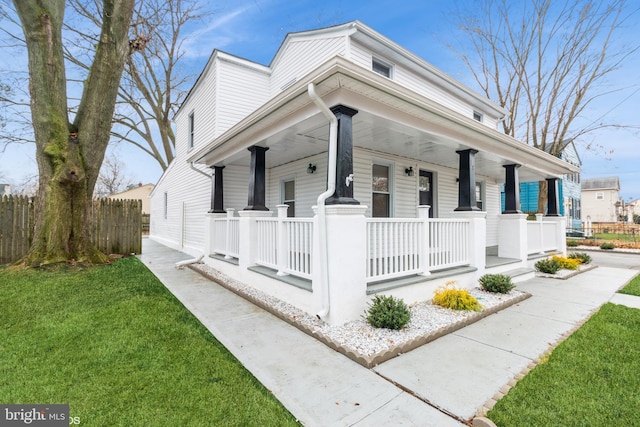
[188,263,531,368]
[535,263,597,280]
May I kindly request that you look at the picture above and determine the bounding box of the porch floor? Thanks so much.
[366,266,477,295]
[485,255,521,268]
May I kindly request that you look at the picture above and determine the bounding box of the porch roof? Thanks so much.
[187,56,579,182]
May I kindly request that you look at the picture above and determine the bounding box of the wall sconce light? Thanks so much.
[307,163,317,174]
[405,166,414,177]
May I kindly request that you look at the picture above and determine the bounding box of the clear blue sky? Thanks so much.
[2,0,639,200]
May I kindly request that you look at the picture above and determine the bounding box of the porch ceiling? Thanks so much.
[188,57,578,182]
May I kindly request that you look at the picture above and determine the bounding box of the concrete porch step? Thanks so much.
[500,267,535,284]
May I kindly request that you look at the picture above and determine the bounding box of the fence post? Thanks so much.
[417,205,431,276]
[237,209,273,270]
[224,209,235,259]
[276,205,289,276]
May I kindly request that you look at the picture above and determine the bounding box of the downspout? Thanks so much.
[308,83,337,320]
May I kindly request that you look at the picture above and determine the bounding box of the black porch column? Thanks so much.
[503,164,522,214]
[326,105,360,205]
[208,166,225,213]
[546,178,561,216]
[454,149,480,211]
[245,146,269,211]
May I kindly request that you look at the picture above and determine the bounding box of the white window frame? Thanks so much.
[163,192,168,220]
[372,57,393,79]
[281,177,295,217]
[473,111,483,122]
[371,161,394,217]
[596,192,604,200]
[188,111,195,150]
[475,181,485,211]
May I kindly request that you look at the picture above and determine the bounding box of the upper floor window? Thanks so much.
[473,111,483,122]
[596,192,604,200]
[372,57,392,79]
[188,112,195,149]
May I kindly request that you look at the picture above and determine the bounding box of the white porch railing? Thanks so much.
[255,212,314,280]
[212,211,240,259]
[366,217,471,282]
[527,216,559,255]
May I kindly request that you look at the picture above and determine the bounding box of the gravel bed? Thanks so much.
[190,263,526,358]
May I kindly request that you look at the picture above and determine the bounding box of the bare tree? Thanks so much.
[66,0,204,171]
[451,0,639,211]
[94,153,135,198]
[13,0,136,265]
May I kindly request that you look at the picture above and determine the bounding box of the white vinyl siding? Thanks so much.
[349,41,500,129]
[270,36,347,97]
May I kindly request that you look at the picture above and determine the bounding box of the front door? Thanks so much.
[419,170,434,218]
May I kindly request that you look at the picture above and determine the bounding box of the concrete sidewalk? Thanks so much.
[138,238,639,426]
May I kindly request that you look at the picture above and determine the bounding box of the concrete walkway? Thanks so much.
[138,238,639,426]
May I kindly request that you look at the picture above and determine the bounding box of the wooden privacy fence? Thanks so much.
[0,196,143,265]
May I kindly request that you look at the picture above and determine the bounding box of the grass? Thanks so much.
[488,303,640,426]
[619,273,640,297]
[0,258,300,427]
[593,232,638,243]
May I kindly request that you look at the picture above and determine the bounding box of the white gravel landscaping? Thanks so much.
[190,263,528,366]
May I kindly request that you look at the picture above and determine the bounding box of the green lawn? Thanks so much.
[619,273,640,297]
[593,232,639,243]
[0,258,299,426]
[488,303,640,426]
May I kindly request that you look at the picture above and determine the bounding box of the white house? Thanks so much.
[581,177,621,223]
[150,22,577,325]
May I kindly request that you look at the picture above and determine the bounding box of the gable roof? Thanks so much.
[581,177,620,191]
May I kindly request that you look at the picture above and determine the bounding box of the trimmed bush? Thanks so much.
[552,255,582,270]
[535,258,562,274]
[479,274,515,294]
[365,295,411,330]
[600,242,615,250]
[566,240,579,247]
[432,283,482,311]
[568,252,592,264]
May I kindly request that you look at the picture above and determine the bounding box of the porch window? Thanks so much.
[476,182,484,210]
[188,112,195,149]
[372,57,392,79]
[372,164,391,217]
[282,179,295,217]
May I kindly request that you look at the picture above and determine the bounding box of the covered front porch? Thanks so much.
[188,60,575,324]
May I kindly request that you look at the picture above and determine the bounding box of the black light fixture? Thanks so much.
[307,163,317,174]
[405,166,414,177]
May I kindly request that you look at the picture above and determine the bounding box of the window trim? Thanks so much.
[188,111,195,150]
[372,57,393,79]
[371,161,394,217]
[475,181,485,211]
[596,192,604,200]
[281,177,296,217]
[473,111,483,122]
[163,191,168,220]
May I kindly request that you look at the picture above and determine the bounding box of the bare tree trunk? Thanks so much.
[537,180,548,214]
[14,0,134,265]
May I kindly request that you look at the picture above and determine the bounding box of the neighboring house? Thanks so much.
[0,184,10,197]
[150,21,577,325]
[108,183,154,214]
[501,140,582,230]
[581,177,620,223]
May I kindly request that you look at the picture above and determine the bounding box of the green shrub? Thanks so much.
[432,283,482,311]
[568,252,592,264]
[600,242,615,250]
[552,255,581,270]
[566,240,579,247]
[535,258,562,274]
[365,295,411,330]
[479,274,515,294]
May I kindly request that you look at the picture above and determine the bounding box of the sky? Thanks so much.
[1,0,639,200]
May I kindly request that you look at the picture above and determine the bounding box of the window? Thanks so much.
[188,112,195,149]
[596,192,604,200]
[372,57,392,78]
[476,182,484,210]
[473,111,483,122]
[372,164,391,217]
[282,179,295,217]
[163,192,168,219]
